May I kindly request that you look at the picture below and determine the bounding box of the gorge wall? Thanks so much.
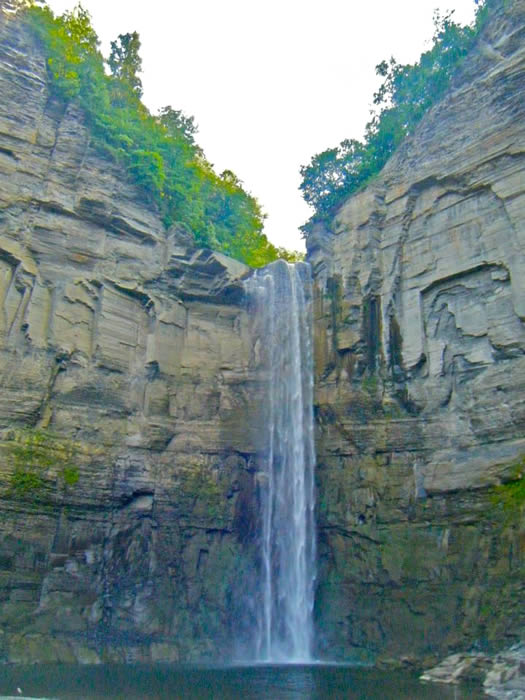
[0,0,523,669]
[0,2,265,664]
[307,0,525,665]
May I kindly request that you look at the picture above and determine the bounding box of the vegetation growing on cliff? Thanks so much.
[6,428,79,496]
[23,2,301,267]
[299,0,490,230]
[490,456,525,521]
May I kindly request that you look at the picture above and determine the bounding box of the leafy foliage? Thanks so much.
[490,456,525,522]
[108,31,143,98]
[7,428,79,496]
[300,1,491,228]
[159,106,200,149]
[24,2,298,267]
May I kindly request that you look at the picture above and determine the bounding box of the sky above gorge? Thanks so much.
[47,0,478,251]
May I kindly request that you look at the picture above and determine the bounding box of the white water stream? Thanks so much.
[245,260,316,663]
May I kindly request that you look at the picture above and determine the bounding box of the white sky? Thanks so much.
[47,0,478,251]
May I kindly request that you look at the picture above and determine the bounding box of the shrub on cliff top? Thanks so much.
[23,2,301,266]
[299,0,491,230]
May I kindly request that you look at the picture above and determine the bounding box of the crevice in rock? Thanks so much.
[362,294,382,373]
[0,144,18,160]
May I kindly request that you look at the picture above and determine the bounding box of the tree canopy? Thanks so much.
[108,31,143,99]
[24,2,302,267]
[299,1,490,232]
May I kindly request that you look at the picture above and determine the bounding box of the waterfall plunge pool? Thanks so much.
[0,663,484,699]
[0,269,486,698]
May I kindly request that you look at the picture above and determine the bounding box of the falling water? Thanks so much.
[245,260,316,663]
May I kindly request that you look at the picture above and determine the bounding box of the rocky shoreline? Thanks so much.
[422,643,525,699]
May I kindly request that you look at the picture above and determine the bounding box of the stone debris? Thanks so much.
[421,643,525,699]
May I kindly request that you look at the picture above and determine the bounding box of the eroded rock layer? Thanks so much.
[1,0,524,670]
[0,4,263,663]
[307,0,525,665]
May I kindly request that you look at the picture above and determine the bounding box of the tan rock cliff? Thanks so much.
[307,0,525,665]
[0,3,263,663]
[0,0,524,669]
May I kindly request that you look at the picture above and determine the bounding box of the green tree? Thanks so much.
[28,2,101,100]
[108,31,143,98]
[300,2,490,229]
[25,3,296,268]
[300,139,371,215]
[158,105,199,147]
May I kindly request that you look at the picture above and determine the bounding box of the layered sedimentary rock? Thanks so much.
[307,0,525,665]
[421,643,525,698]
[0,4,263,663]
[1,0,524,670]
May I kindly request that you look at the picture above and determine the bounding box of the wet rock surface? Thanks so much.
[308,0,525,666]
[421,643,525,699]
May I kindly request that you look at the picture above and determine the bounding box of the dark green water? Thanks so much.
[0,664,484,699]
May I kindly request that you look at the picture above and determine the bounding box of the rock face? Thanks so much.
[307,0,525,666]
[0,4,264,663]
[1,0,524,670]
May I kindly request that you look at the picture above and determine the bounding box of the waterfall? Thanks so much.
[245,260,316,663]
